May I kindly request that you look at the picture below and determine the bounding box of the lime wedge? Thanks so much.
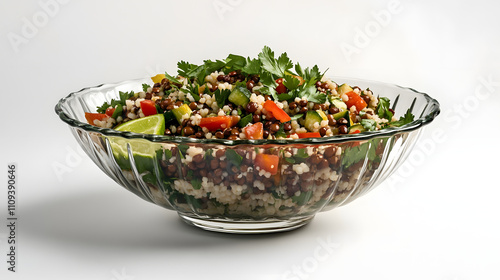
[110,114,165,173]
[115,114,165,135]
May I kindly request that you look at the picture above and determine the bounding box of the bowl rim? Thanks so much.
[55,77,440,145]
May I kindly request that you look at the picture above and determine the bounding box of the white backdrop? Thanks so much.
[1,0,499,279]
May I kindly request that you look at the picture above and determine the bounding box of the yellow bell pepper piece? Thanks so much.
[151,74,166,84]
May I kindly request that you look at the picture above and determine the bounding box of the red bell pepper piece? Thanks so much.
[244,122,263,140]
[199,116,233,132]
[263,100,291,123]
[296,132,321,138]
[255,154,279,175]
[105,107,115,117]
[275,78,287,94]
[344,91,367,111]
[140,100,158,116]
[84,112,109,125]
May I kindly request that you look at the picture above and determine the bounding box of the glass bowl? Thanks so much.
[55,77,440,233]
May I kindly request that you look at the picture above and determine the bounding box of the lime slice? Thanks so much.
[110,114,165,173]
[115,114,165,135]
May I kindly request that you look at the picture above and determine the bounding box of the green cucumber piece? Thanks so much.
[304,110,323,131]
[171,104,192,124]
[329,97,347,111]
[349,124,365,134]
[333,110,352,128]
[337,83,353,96]
[228,86,251,107]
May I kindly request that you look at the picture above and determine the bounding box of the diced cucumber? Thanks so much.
[228,86,251,107]
[304,110,324,131]
[337,83,353,96]
[332,110,349,120]
[349,124,365,134]
[171,104,192,124]
[329,97,347,111]
[332,110,353,127]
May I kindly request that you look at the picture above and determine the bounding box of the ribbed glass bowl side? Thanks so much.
[55,77,440,232]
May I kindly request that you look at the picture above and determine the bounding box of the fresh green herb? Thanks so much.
[204,149,214,161]
[185,195,202,209]
[225,149,243,167]
[275,123,287,138]
[377,97,393,121]
[360,119,377,131]
[295,63,324,83]
[290,114,304,121]
[164,72,181,84]
[163,111,176,124]
[241,58,262,75]
[296,85,326,104]
[292,191,313,206]
[177,61,198,78]
[142,83,150,92]
[283,75,301,91]
[96,91,135,114]
[258,46,293,77]
[390,109,415,127]
[295,148,308,158]
[178,144,189,159]
[214,88,232,108]
[341,139,379,169]
[142,173,156,185]
[238,114,253,127]
[111,105,123,119]
[191,178,202,190]
[164,149,172,161]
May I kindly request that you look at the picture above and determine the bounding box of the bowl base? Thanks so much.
[179,214,314,234]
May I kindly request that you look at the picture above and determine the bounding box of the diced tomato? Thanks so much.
[140,100,158,116]
[230,115,240,127]
[275,78,287,94]
[297,132,321,138]
[244,122,263,140]
[199,116,233,132]
[255,154,279,175]
[263,100,291,123]
[105,107,115,117]
[350,130,361,134]
[84,112,109,125]
[344,91,367,111]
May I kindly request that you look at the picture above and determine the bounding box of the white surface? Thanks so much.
[1,0,500,279]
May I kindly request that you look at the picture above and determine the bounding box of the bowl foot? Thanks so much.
[179,214,314,234]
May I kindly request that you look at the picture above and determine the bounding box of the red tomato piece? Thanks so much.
[344,91,367,111]
[255,154,279,175]
[244,122,263,140]
[297,132,321,138]
[140,100,158,116]
[263,100,291,123]
[84,112,109,125]
[275,78,287,94]
[105,107,115,117]
[230,115,240,127]
[199,116,233,132]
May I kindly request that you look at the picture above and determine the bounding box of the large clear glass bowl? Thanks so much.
[55,77,440,233]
